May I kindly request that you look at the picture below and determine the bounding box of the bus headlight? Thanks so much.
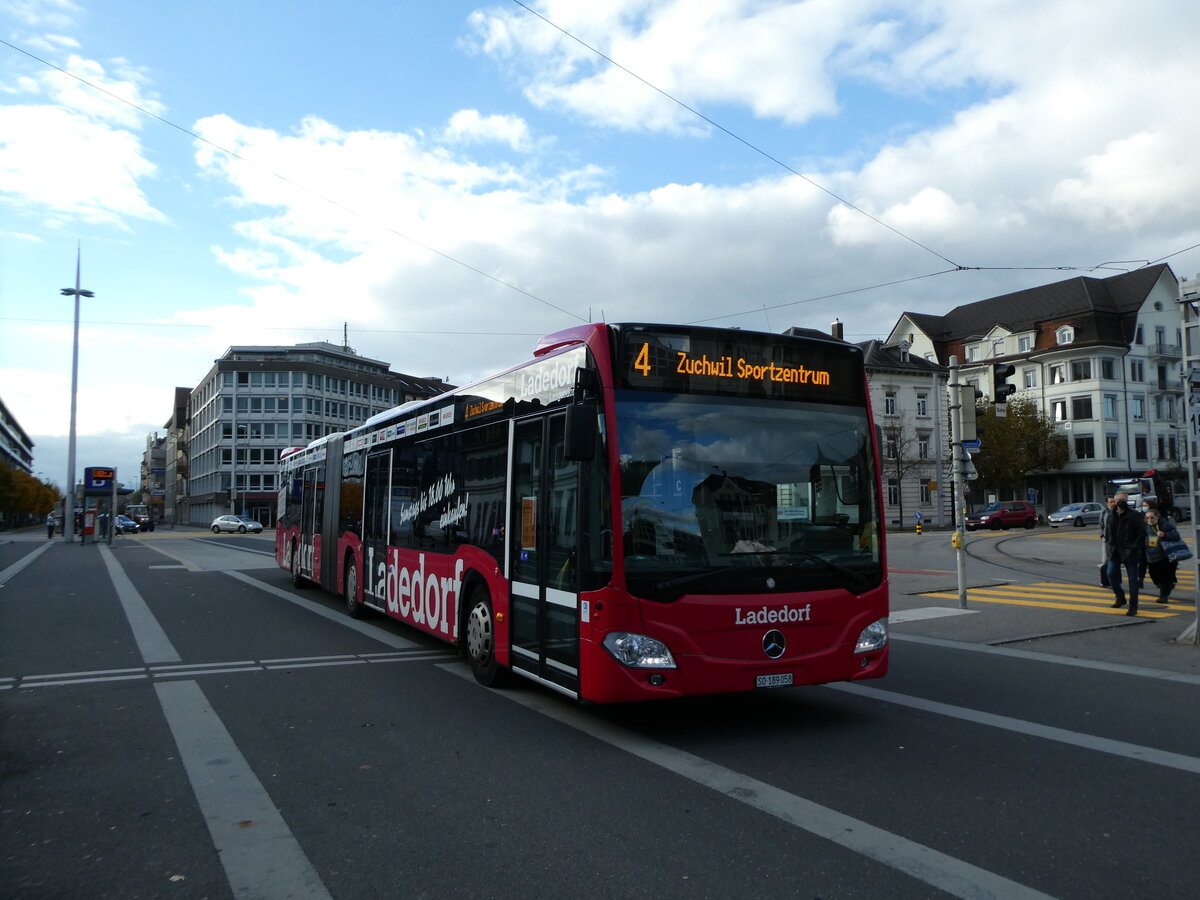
[602,632,677,668]
[855,618,889,653]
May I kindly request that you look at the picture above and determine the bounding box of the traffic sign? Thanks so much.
[962,439,981,451]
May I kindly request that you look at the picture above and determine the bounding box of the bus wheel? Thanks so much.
[466,587,505,686]
[344,557,363,619]
[290,545,307,589]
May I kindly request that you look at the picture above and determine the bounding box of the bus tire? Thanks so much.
[290,544,307,589]
[344,556,363,619]
[465,586,506,687]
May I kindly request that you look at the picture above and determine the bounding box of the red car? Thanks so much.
[965,500,1041,531]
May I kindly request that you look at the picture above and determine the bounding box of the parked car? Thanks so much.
[965,500,1041,531]
[1046,501,1106,528]
[114,514,141,534]
[211,514,264,534]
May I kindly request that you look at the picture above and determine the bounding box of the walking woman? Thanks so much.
[1143,508,1181,604]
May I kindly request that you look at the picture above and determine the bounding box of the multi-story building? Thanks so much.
[0,395,34,475]
[140,433,167,522]
[885,264,1184,511]
[185,342,451,526]
[858,339,951,527]
[163,387,190,526]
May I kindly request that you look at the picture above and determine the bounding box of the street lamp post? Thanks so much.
[61,246,94,543]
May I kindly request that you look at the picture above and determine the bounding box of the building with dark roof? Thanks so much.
[183,342,452,526]
[884,264,1184,511]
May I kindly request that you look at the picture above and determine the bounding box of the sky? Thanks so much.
[2,0,1199,493]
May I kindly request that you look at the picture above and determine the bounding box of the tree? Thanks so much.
[972,399,1069,497]
[879,410,931,524]
[0,460,62,528]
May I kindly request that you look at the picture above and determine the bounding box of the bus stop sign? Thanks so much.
[84,466,115,494]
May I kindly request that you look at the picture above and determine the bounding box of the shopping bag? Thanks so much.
[1161,538,1193,562]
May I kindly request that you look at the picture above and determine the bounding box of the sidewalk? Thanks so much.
[888,569,1200,676]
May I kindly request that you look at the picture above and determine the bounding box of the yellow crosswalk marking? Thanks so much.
[921,584,1181,618]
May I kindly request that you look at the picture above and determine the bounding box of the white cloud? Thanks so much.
[0,50,165,226]
[0,0,82,29]
[442,109,534,152]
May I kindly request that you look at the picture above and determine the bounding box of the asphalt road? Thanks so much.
[2,525,1199,899]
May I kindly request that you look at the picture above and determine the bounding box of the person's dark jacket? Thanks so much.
[1105,505,1146,564]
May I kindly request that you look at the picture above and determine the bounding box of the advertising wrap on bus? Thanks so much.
[277,322,888,704]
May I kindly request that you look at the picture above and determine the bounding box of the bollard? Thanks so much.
[915,521,923,534]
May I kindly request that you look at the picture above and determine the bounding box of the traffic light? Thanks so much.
[993,363,1016,403]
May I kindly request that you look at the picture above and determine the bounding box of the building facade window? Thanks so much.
[1103,394,1118,418]
[1070,359,1091,381]
[1052,399,1067,421]
[1070,396,1093,420]
[916,392,928,417]
[1105,434,1119,458]
[887,479,899,506]
[1101,358,1116,380]
[992,339,1004,357]
[1130,359,1145,381]
[1022,367,1038,389]
[1074,435,1095,459]
[918,435,930,459]
[1050,365,1066,385]
[1018,335,1032,352]
[1132,397,1145,420]
[1135,435,1149,460]
[1056,325,1074,344]
[919,481,932,505]
[884,391,897,416]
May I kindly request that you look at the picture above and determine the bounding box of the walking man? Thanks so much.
[1105,491,1145,616]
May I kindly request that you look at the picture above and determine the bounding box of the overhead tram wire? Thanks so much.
[0,38,588,326]
[0,316,544,338]
[510,2,1200,288]
[510,0,963,271]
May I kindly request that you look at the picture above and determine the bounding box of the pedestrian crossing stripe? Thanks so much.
[921,583,1183,618]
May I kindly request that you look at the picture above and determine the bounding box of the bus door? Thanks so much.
[509,413,580,694]
[299,464,322,580]
[360,450,391,609]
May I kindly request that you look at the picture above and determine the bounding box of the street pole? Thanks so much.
[1178,295,1200,644]
[60,245,94,543]
[948,355,968,608]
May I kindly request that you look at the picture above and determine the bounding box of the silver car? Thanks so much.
[211,514,264,534]
[1046,502,1105,528]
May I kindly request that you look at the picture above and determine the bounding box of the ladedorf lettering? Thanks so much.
[365,548,463,638]
[735,604,812,625]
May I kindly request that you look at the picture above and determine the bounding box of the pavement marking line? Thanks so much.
[227,570,424,650]
[920,591,1177,618]
[96,548,333,899]
[829,682,1200,775]
[891,633,1200,685]
[98,544,183,663]
[438,664,1053,900]
[890,607,980,623]
[0,539,55,587]
[156,680,333,900]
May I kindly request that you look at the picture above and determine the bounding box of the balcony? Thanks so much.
[1150,343,1182,360]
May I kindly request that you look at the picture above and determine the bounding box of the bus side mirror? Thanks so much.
[564,403,597,461]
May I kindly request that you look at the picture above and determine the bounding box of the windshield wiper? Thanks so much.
[721,548,867,582]
[654,566,737,591]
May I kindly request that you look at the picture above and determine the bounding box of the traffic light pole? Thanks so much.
[948,355,968,608]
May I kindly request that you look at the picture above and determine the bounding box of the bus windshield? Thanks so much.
[615,392,882,601]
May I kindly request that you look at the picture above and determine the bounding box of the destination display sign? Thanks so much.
[614,326,865,403]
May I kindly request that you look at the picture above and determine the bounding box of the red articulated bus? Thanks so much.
[276,322,889,702]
